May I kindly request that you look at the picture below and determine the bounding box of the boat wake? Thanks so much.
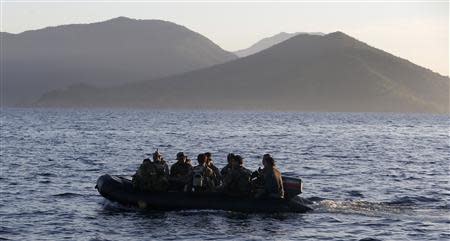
[100,199,138,212]
[310,199,411,216]
[304,194,448,217]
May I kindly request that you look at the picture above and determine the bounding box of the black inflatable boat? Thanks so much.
[96,174,312,213]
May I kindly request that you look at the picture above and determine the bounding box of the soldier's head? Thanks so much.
[262,154,275,167]
[204,152,212,164]
[232,155,243,168]
[176,152,187,162]
[197,153,207,165]
[143,158,151,164]
[227,153,235,164]
[153,149,162,162]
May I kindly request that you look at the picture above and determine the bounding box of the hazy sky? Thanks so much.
[1,1,448,75]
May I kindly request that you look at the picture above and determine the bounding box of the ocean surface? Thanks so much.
[1,108,449,241]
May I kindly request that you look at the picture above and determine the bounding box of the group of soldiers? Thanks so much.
[132,150,284,199]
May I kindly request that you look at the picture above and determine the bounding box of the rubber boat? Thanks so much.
[96,173,312,213]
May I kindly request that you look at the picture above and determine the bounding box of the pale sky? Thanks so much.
[1,1,449,76]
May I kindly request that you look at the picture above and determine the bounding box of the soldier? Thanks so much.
[169,152,193,191]
[205,152,222,186]
[254,154,284,199]
[131,150,170,192]
[220,153,235,178]
[152,149,169,176]
[192,153,216,192]
[221,155,252,197]
[152,149,170,191]
[132,158,153,191]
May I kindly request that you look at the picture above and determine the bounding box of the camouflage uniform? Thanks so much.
[261,166,284,199]
[208,162,222,186]
[154,159,169,176]
[169,161,193,191]
[192,165,216,192]
[132,159,169,192]
[170,161,193,178]
[220,163,232,178]
[222,166,252,196]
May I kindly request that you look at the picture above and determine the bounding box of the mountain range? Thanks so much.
[1,17,236,106]
[234,32,323,57]
[35,29,449,113]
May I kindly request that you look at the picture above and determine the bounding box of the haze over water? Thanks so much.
[0,108,449,240]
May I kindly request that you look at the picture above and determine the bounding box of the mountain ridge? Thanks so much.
[234,31,324,57]
[36,31,449,113]
[2,16,237,106]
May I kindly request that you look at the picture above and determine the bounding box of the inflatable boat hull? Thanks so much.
[96,174,312,213]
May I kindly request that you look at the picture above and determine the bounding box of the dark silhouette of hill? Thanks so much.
[2,17,236,106]
[37,32,449,113]
[234,32,324,57]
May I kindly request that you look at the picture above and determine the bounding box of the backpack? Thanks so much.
[192,166,204,188]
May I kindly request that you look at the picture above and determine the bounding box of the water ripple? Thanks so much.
[1,108,449,240]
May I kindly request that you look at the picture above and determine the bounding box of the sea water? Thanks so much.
[1,108,449,240]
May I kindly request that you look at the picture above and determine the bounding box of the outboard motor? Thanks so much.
[282,173,304,199]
